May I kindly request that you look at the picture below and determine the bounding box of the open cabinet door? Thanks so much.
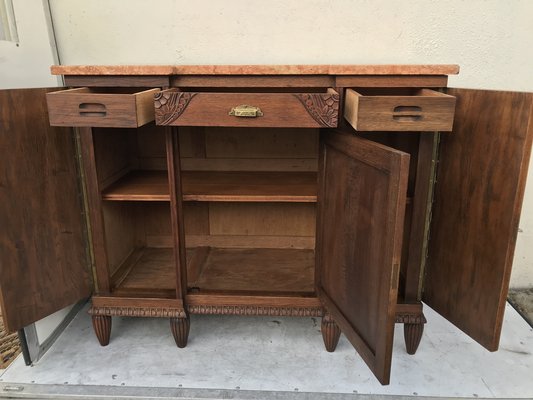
[316,130,410,385]
[0,88,92,332]
[424,89,533,350]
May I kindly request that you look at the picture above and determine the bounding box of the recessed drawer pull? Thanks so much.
[344,89,456,131]
[229,105,264,118]
[79,103,107,117]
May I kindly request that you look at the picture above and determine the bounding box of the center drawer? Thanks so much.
[154,89,339,128]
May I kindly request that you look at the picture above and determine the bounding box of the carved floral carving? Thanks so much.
[294,92,339,127]
[154,91,197,125]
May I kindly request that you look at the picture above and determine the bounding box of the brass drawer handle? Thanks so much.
[229,105,264,118]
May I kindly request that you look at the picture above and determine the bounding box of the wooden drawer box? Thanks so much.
[46,87,160,128]
[154,89,339,128]
[344,88,456,131]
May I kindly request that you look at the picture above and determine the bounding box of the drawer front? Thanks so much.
[46,88,159,128]
[154,89,339,128]
[344,89,456,131]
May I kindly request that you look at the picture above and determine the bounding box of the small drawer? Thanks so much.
[154,89,339,128]
[344,88,456,132]
[46,87,160,128]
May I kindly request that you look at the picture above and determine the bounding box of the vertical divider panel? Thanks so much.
[166,127,188,300]
[78,127,111,293]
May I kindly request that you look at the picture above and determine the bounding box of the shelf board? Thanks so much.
[187,247,315,294]
[111,247,176,297]
[182,171,317,202]
[102,171,170,201]
[102,170,317,202]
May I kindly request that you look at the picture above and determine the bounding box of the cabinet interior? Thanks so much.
[92,122,421,300]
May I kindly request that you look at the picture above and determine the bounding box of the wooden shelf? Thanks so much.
[102,171,169,201]
[111,247,176,297]
[187,247,315,294]
[102,170,317,202]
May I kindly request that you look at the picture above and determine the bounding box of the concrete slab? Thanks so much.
[1,302,532,399]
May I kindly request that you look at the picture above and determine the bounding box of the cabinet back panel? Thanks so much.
[179,127,319,172]
[94,125,167,190]
[102,202,139,276]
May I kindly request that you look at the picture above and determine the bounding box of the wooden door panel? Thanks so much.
[424,89,533,350]
[0,88,92,332]
[317,130,410,384]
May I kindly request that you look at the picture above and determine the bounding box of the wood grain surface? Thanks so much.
[424,89,533,350]
[0,88,91,332]
[316,129,409,385]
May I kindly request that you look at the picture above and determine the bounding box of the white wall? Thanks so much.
[47,0,533,287]
[0,0,60,88]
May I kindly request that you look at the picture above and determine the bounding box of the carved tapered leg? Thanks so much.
[404,323,424,355]
[92,315,112,346]
[321,313,341,352]
[170,315,190,348]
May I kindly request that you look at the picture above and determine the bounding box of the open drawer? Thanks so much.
[46,87,160,128]
[154,89,339,128]
[344,88,456,132]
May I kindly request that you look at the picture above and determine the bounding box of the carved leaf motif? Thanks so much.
[294,92,339,127]
[154,91,197,125]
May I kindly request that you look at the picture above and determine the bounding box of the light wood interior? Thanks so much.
[93,126,319,296]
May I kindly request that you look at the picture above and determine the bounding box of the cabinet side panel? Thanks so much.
[424,89,533,350]
[0,88,91,332]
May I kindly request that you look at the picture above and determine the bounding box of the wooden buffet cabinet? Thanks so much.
[1,65,532,385]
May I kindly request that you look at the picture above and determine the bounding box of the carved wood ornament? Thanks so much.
[187,304,323,317]
[154,91,197,125]
[89,305,186,318]
[294,92,340,127]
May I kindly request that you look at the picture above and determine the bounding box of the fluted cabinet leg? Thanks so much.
[170,315,190,348]
[321,313,341,352]
[92,315,112,346]
[404,323,424,355]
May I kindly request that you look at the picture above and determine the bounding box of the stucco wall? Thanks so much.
[47,0,533,287]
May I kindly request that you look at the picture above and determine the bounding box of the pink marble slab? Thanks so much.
[50,64,460,76]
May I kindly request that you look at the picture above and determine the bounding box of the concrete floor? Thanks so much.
[1,302,532,399]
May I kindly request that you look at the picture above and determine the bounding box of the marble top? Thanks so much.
[50,64,460,76]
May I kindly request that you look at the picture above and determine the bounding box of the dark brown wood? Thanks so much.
[47,88,159,128]
[91,315,112,346]
[424,89,533,351]
[186,294,322,316]
[90,296,185,317]
[64,75,170,87]
[170,315,190,348]
[79,128,112,293]
[334,75,448,88]
[321,313,341,352]
[155,89,339,128]
[316,130,410,385]
[110,247,176,292]
[102,171,170,201]
[404,323,424,355]
[171,75,335,88]
[166,129,188,301]
[187,247,314,293]
[0,88,91,332]
[344,89,456,131]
